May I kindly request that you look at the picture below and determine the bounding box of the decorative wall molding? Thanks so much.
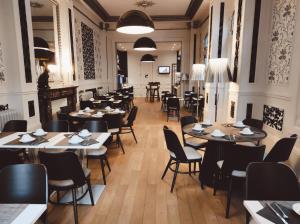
[0,41,5,83]
[263,105,284,131]
[238,91,291,101]
[267,0,296,85]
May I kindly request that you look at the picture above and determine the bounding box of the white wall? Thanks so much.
[127,51,176,96]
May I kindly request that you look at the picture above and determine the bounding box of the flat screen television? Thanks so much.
[158,66,170,74]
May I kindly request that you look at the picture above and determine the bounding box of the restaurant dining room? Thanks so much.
[1,0,300,223]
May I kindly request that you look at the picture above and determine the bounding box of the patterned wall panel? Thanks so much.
[267,0,296,84]
[0,42,5,82]
[263,105,284,131]
[94,29,102,80]
[81,22,95,80]
[74,18,83,80]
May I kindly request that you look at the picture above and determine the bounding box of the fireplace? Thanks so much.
[38,86,78,128]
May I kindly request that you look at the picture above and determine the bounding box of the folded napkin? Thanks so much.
[257,201,300,224]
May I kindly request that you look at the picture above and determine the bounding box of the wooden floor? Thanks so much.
[47,98,245,224]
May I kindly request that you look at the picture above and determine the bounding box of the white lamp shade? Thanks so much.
[191,64,206,81]
[206,58,231,83]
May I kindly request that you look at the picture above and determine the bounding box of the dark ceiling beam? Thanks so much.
[185,0,204,19]
[83,0,204,22]
[83,0,110,21]
[32,16,53,22]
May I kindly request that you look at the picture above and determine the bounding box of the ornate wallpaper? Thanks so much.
[263,105,284,131]
[81,22,95,80]
[0,42,5,82]
[267,0,296,85]
[94,29,103,80]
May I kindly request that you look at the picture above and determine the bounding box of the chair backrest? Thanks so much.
[246,162,300,200]
[264,134,297,162]
[60,106,71,114]
[0,149,23,170]
[163,126,187,162]
[167,97,180,109]
[242,118,263,130]
[0,164,48,204]
[39,151,87,187]
[2,120,27,132]
[80,100,94,110]
[103,113,123,130]
[127,106,138,126]
[83,120,108,132]
[45,120,69,132]
[221,144,266,174]
[180,116,197,144]
[56,111,69,121]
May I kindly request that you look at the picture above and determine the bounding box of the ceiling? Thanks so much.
[99,0,190,16]
[193,0,210,23]
[83,0,204,22]
[30,0,54,17]
[117,42,182,52]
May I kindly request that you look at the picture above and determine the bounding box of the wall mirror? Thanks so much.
[30,0,62,87]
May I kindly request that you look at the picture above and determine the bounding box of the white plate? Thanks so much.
[202,122,212,126]
[84,109,94,113]
[239,131,254,135]
[92,114,103,118]
[33,132,48,136]
[234,124,246,128]
[68,138,84,145]
[19,137,36,143]
[293,203,300,215]
[79,132,92,138]
[192,127,204,132]
[211,133,225,137]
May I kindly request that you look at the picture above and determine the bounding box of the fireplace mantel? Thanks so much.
[38,86,78,128]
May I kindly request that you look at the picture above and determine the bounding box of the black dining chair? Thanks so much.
[0,164,48,223]
[245,162,300,223]
[242,118,263,130]
[180,116,207,151]
[162,126,202,192]
[167,97,180,121]
[82,120,111,185]
[39,151,94,224]
[104,113,125,154]
[0,149,23,170]
[213,143,266,218]
[2,120,28,159]
[45,120,69,132]
[263,134,297,162]
[121,106,138,143]
[80,100,94,110]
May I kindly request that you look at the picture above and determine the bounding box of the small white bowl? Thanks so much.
[79,129,92,138]
[211,130,225,137]
[33,128,47,136]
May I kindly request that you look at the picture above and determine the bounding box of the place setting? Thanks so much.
[191,123,209,136]
[257,201,300,224]
[64,129,100,147]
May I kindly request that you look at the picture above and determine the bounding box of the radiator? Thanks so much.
[0,110,21,131]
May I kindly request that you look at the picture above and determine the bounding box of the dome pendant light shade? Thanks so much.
[116,10,154,34]
[141,54,155,62]
[134,37,157,51]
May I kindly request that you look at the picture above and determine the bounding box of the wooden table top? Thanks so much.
[183,123,267,142]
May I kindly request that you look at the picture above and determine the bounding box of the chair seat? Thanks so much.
[237,142,256,147]
[108,128,119,133]
[87,146,107,156]
[48,167,91,188]
[169,146,202,161]
[185,137,207,148]
[216,160,246,178]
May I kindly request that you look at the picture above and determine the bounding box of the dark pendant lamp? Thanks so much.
[116,10,154,34]
[34,37,53,61]
[141,54,155,62]
[134,37,157,51]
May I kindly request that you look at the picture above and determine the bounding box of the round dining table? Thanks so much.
[183,123,267,187]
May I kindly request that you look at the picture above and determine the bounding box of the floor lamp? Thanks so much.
[191,64,206,121]
[207,58,230,122]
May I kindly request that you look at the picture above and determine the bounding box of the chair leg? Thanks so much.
[130,126,138,143]
[117,134,125,154]
[188,162,191,176]
[194,162,196,175]
[171,162,180,193]
[104,155,111,172]
[56,191,60,202]
[161,157,172,179]
[213,172,218,196]
[100,158,106,185]
[71,189,78,224]
[226,177,233,218]
[87,179,94,205]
